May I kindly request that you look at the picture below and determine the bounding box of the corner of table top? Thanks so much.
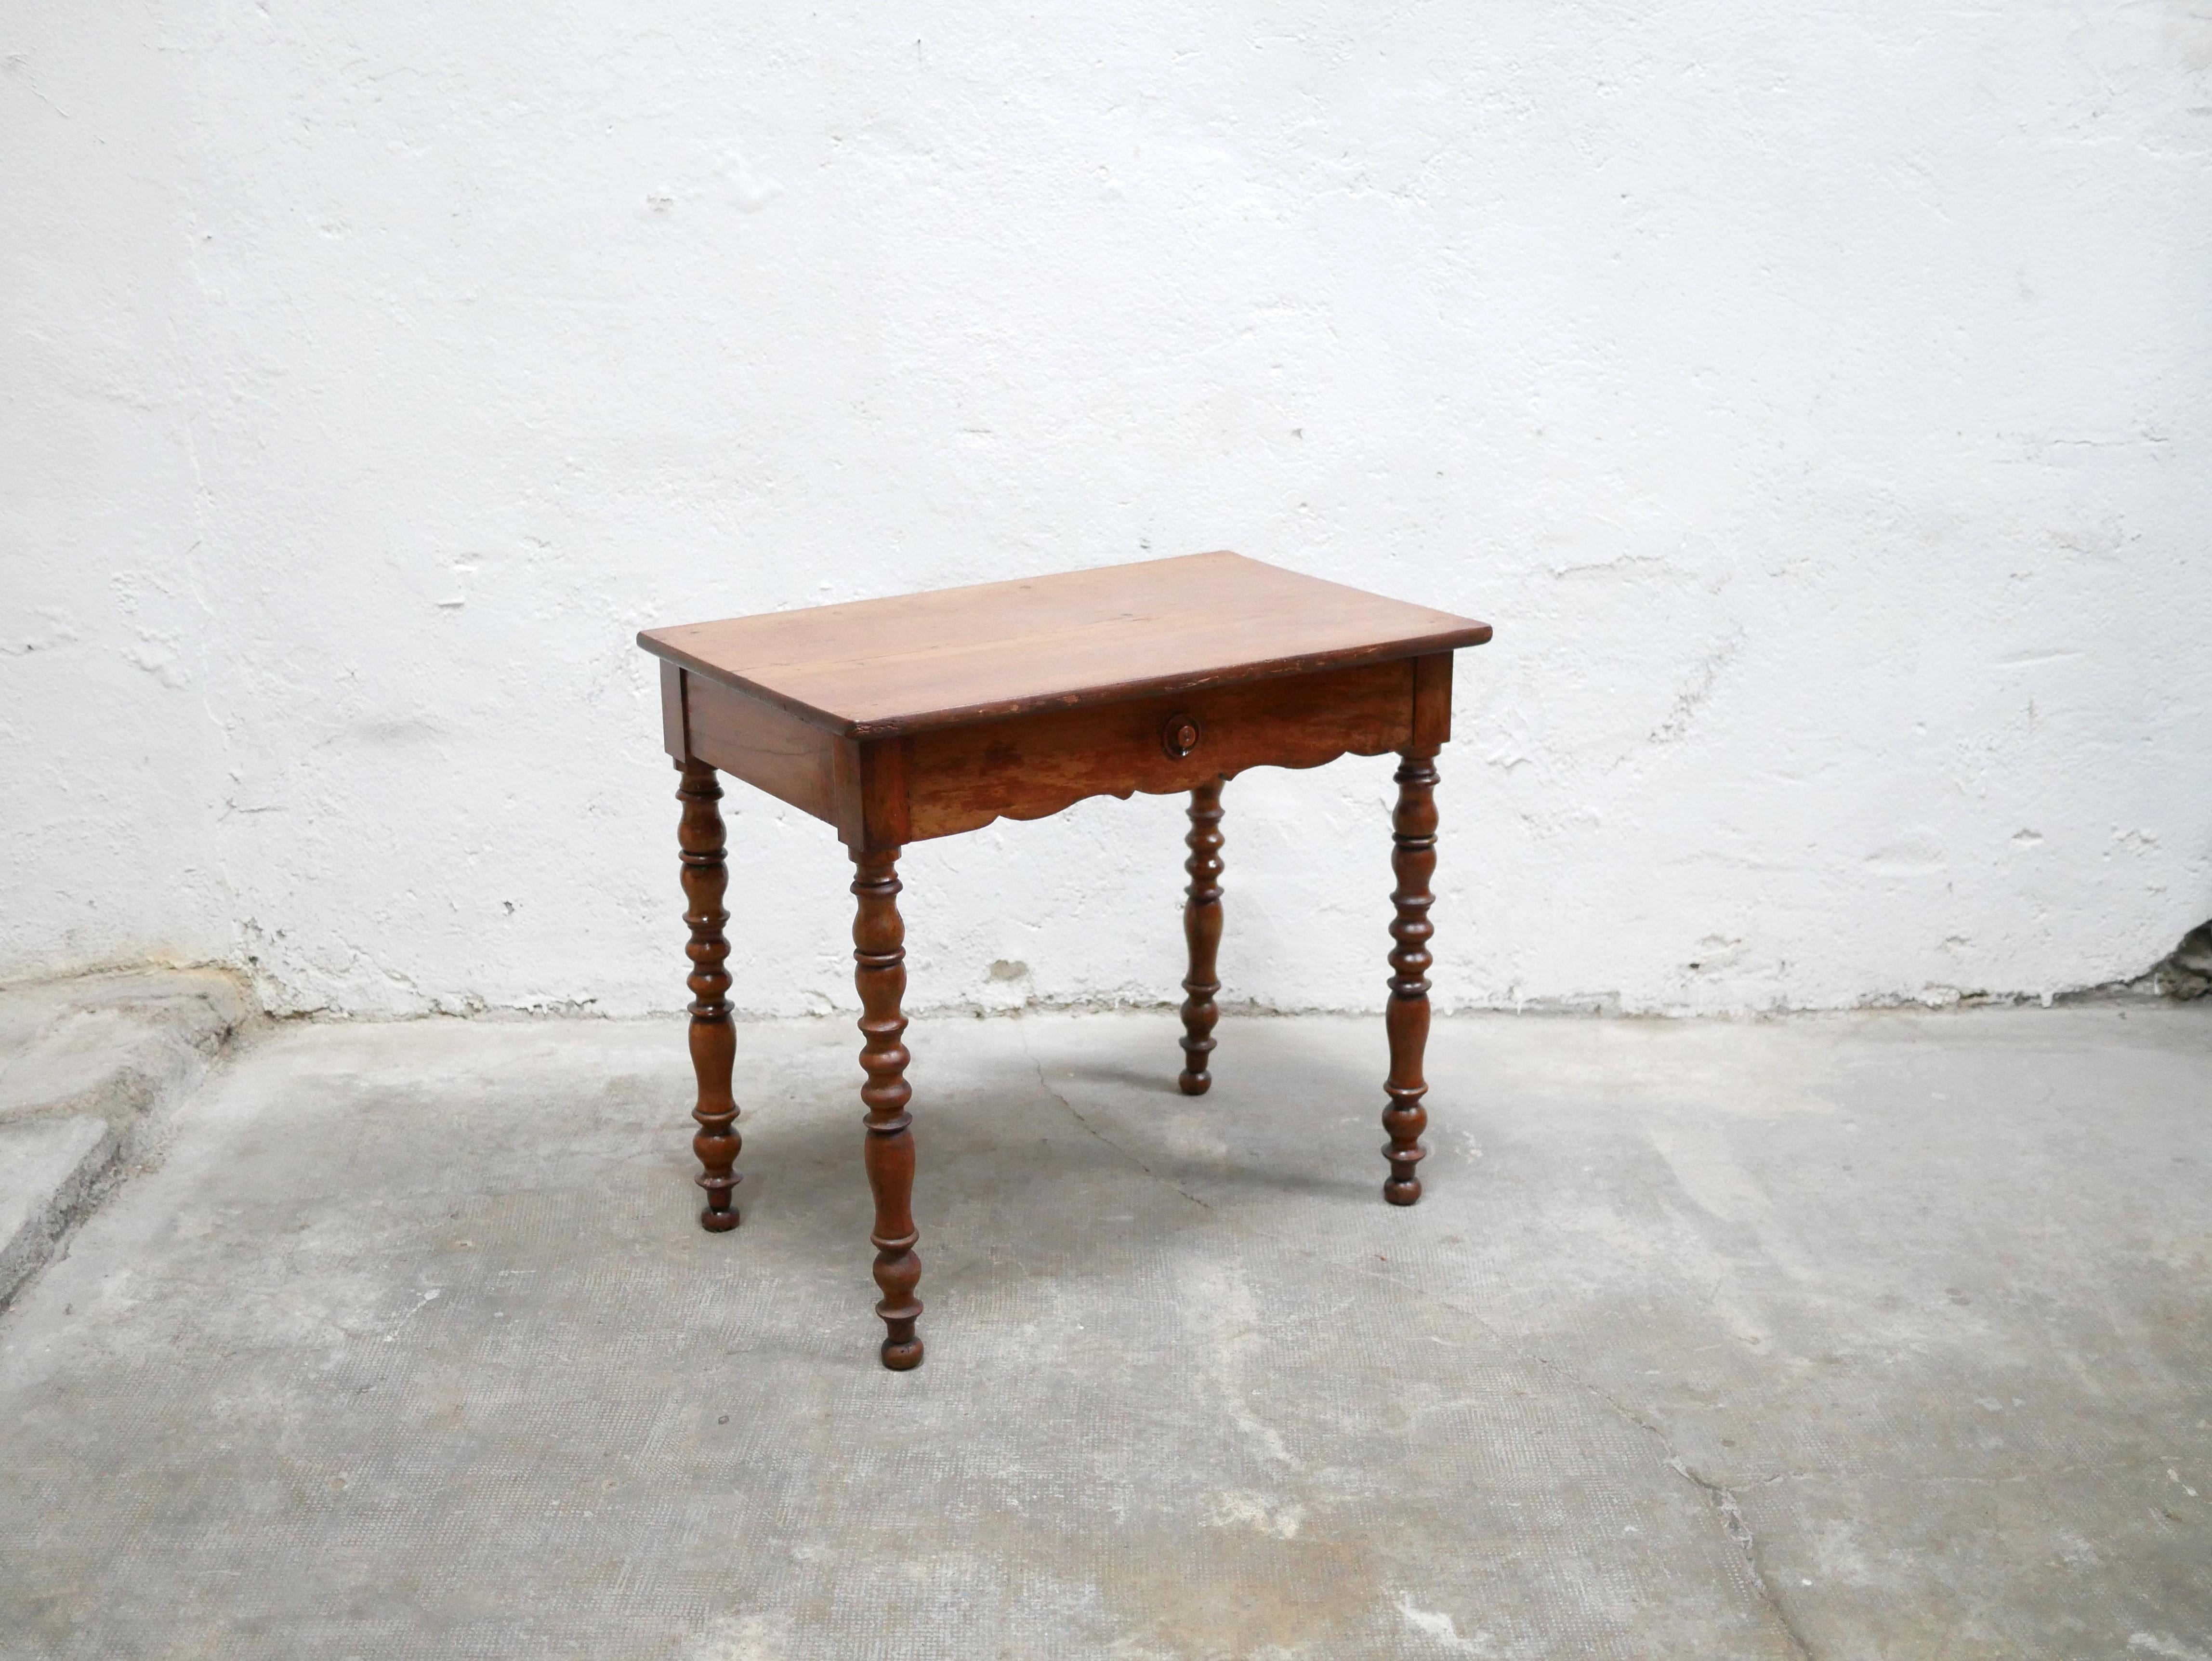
[640,627,859,738]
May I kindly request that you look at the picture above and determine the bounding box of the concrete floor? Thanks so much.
[0,1005,2207,1660]
[0,969,246,1307]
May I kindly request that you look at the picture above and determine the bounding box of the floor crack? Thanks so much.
[1662,1455,1815,1659]
[1015,1021,1212,1213]
[1344,1260,1817,1659]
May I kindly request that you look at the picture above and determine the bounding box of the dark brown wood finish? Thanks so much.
[1179,779,1225,1095]
[676,759,740,1231]
[1382,749,1439,1205]
[852,848,923,1370]
[833,738,912,853]
[680,674,840,822]
[901,658,1410,846]
[638,551,1490,738]
[663,645,1424,856]
[642,552,1488,1368]
[1411,651,1454,748]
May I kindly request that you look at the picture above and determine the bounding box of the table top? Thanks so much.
[638,551,1490,738]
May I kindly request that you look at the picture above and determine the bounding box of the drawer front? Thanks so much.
[903,657,1420,843]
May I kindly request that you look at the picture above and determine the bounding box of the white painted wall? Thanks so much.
[7,3,2210,1018]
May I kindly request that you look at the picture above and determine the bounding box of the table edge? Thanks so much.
[635,622,1493,738]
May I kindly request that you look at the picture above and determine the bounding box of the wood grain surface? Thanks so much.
[901,658,1416,843]
[638,551,1491,738]
[851,849,923,1371]
[1178,780,1225,1096]
[675,759,741,1232]
[1382,750,1439,1206]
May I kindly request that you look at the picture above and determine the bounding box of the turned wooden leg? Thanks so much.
[1178,778,1225,1095]
[852,848,922,1371]
[1382,748,1438,1205]
[677,759,741,1231]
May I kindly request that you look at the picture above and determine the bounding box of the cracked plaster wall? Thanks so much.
[5,3,2210,1018]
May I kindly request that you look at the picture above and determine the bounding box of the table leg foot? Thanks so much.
[1179,778,1224,1095]
[677,759,741,1231]
[876,1242,924,1372]
[1382,749,1437,1206]
[854,847,923,1370]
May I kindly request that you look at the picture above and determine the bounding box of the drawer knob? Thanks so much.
[1162,713,1203,759]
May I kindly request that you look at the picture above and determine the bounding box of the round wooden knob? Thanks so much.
[1162,714,1203,759]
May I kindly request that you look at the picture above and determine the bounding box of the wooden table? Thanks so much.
[637,551,1491,1370]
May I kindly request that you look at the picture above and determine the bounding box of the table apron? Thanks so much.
[665,652,1453,852]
